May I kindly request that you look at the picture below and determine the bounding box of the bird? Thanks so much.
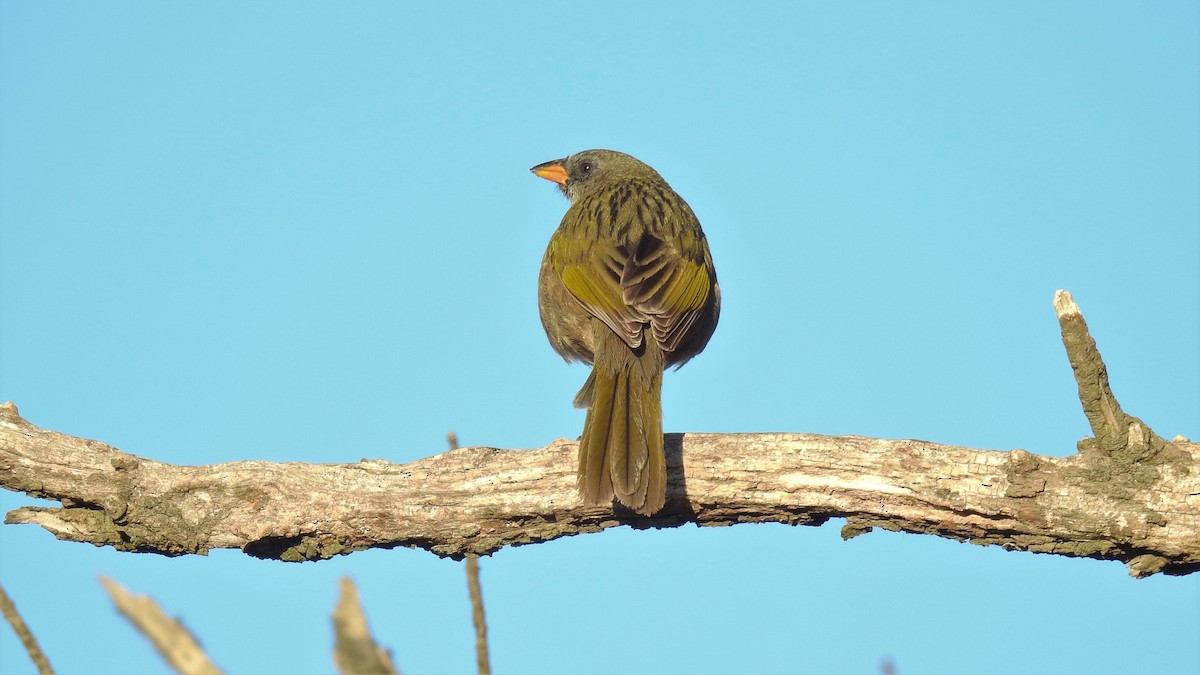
[531,149,720,515]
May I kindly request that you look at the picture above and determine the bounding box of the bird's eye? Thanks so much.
[580,162,593,174]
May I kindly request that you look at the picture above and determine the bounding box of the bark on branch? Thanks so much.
[1,292,1196,577]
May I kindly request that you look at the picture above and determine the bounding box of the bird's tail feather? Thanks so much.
[577,331,665,515]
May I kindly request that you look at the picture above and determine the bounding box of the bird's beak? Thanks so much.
[530,160,569,185]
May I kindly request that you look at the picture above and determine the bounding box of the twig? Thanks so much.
[99,577,222,675]
[0,583,55,675]
[1054,290,1171,460]
[331,577,400,675]
[465,557,490,674]
[450,432,491,675]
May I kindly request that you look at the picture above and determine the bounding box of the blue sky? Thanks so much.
[2,3,1197,674]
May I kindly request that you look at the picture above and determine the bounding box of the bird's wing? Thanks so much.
[555,236,648,349]
[551,186,716,354]
[553,234,714,355]
[622,232,715,353]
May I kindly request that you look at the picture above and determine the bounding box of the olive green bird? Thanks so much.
[531,149,720,516]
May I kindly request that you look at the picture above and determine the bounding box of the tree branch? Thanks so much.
[332,577,399,675]
[1055,290,1178,461]
[100,576,222,675]
[1,292,1197,577]
[0,583,55,675]
[450,432,491,675]
[464,557,490,675]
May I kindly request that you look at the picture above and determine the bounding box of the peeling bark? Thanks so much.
[1,292,1196,577]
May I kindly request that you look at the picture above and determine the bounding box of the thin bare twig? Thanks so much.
[450,432,492,675]
[0,583,55,675]
[465,558,490,675]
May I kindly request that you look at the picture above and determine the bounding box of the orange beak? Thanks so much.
[530,160,569,185]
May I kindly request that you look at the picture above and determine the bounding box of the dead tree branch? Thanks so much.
[449,432,491,675]
[1,292,1196,577]
[0,583,55,675]
[464,556,490,675]
[100,577,222,675]
[332,577,400,675]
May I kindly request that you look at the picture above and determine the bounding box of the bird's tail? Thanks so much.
[575,330,665,516]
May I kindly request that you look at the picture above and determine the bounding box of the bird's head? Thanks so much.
[531,149,665,202]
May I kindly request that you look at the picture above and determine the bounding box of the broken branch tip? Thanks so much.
[1053,290,1080,318]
